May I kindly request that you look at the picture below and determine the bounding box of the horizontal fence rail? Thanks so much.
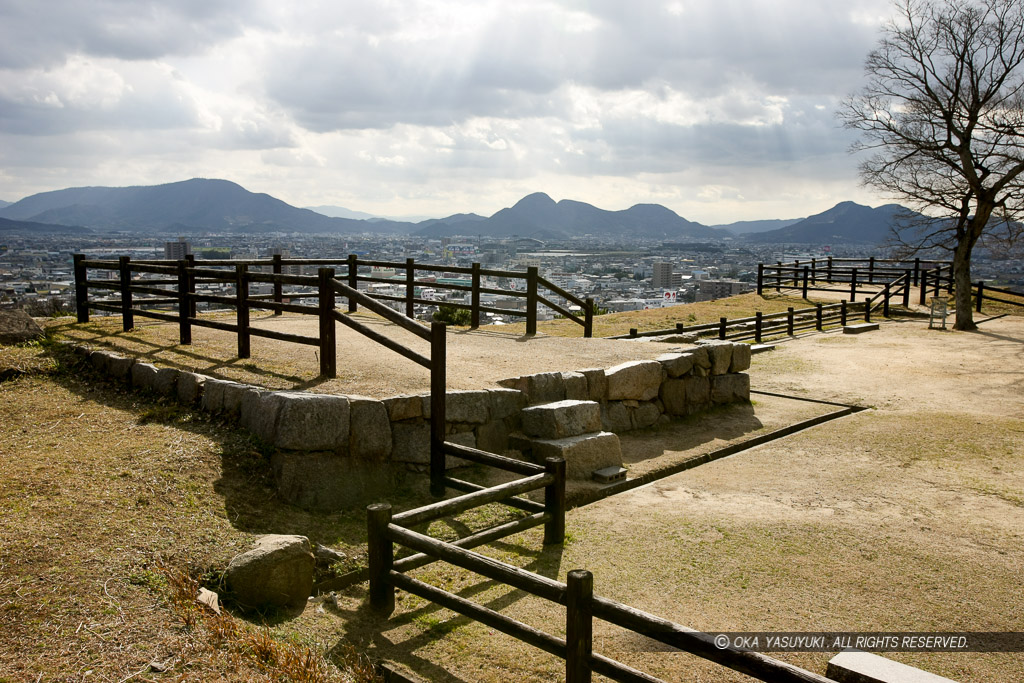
[757,257,953,303]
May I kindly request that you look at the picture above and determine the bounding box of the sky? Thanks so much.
[0,0,900,224]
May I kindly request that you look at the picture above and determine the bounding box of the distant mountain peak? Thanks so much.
[513,192,556,209]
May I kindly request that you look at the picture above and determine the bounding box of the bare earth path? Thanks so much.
[326,316,1024,682]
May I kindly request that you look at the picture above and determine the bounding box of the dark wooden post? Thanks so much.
[868,256,876,284]
[236,264,250,359]
[944,264,953,294]
[864,296,872,322]
[801,266,809,299]
[756,263,764,296]
[543,457,566,545]
[177,260,191,345]
[755,312,763,343]
[849,267,858,302]
[718,317,727,340]
[526,267,539,335]
[629,328,638,338]
[827,256,833,281]
[919,270,928,306]
[470,262,481,329]
[913,257,921,286]
[119,256,134,332]
[675,323,685,334]
[565,569,594,683]
[786,307,794,336]
[367,503,395,615]
[347,254,358,313]
[841,300,848,326]
[73,254,89,323]
[405,258,415,318]
[584,298,594,338]
[810,257,817,284]
[272,253,283,316]
[976,281,985,313]
[815,303,823,331]
[185,254,196,318]
[882,283,891,317]
[318,268,336,378]
[903,270,912,307]
[792,259,800,287]
[775,261,782,292]
[430,321,447,498]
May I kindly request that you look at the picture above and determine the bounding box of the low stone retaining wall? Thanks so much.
[69,338,750,510]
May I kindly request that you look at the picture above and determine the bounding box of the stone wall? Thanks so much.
[69,338,750,510]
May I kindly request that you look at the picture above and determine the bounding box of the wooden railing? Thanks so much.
[757,257,952,302]
[974,281,1024,312]
[367,453,836,683]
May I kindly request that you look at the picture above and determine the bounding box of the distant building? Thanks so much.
[695,279,751,302]
[652,261,682,289]
[164,237,192,260]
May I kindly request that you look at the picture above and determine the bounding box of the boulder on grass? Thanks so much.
[224,535,315,613]
[0,310,44,345]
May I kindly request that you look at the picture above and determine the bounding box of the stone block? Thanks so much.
[500,372,565,404]
[657,352,695,378]
[391,421,430,464]
[270,392,349,452]
[688,346,711,376]
[107,355,136,381]
[224,535,315,612]
[383,394,423,421]
[710,373,750,404]
[660,378,688,416]
[221,382,251,418]
[201,378,244,414]
[729,343,752,373]
[240,389,278,444]
[489,388,527,420]
[684,375,711,409]
[580,368,607,402]
[631,401,661,429]
[446,390,490,424]
[521,399,601,439]
[605,360,664,401]
[826,650,957,683]
[561,372,589,400]
[177,372,206,405]
[601,401,632,433]
[476,420,510,454]
[271,451,394,511]
[89,350,112,373]
[0,309,44,344]
[153,367,179,396]
[697,340,734,375]
[349,396,392,460]
[844,322,879,334]
[532,432,622,480]
[130,362,159,391]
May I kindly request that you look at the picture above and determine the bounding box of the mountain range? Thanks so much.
[0,178,910,244]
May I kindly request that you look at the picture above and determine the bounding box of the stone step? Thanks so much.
[521,399,601,439]
[844,322,880,334]
[528,431,623,480]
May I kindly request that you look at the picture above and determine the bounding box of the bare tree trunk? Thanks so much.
[952,240,976,331]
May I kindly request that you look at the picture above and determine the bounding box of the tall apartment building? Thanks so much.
[164,237,192,260]
[695,279,750,302]
[652,261,682,290]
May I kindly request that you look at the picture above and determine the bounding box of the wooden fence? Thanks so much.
[756,257,953,303]
[974,281,1024,313]
[367,450,836,683]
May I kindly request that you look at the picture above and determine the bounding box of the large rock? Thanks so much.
[560,372,589,401]
[579,368,608,402]
[270,392,349,452]
[660,379,688,416]
[177,372,206,405]
[600,401,633,433]
[657,352,695,379]
[499,372,565,404]
[130,362,159,391]
[0,310,44,345]
[383,394,423,421]
[446,390,490,424]
[697,340,734,375]
[201,378,245,414]
[531,432,622,480]
[710,373,751,404]
[605,360,664,401]
[107,354,135,382]
[729,344,752,373]
[683,375,712,410]
[631,401,661,429]
[239,389,278,443]
[153,367,179,396]
[224,535,315,612]
[349,396,392,460]
[489,388,527,420]
[521,400,602,439]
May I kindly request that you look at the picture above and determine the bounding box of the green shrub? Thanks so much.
[432,304,472,326]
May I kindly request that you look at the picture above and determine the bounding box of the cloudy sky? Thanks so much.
[0,0,899,224]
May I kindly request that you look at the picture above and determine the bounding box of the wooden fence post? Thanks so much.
[913,257,921,286]
[792,260,800,287]
[976,281,985,313]
[903,270,912,307]
[849,268,858,302]
[185,254,197,318]
[367,503,395,615]
[882,283,891,317]
[471,262,481,329]
[815,303,823,331]
[405,258,416,319]
[786,307,794,336]
[810,257,817,284]
[319,268,336,378]
[347,254,358,313]
[73,254,89,323]
[755,312,763,343]
[827,256,833,281]
[543,457,566,545]
[944,265,953,294]
[756,263,764,296]
[775,261,783,292]
[119,256,134,332]
[566,569,594,683]
[430,321,447,498]
[526,267,538,335]
[864,296,872,322]
[868,256,876,284]
[272,253,283,316]
[841,300,848,326]
[629,328,638,338]
[718,317,727,340]
[584,298,594,338]
[177,260,191,345]
[801,266,809,299]
[236,264,250,359]
[919,270,928,306]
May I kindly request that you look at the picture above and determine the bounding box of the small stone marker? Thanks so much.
[224,535,315,613]
[843,323,879,334]
[592,465,626,484]
[827,650,959,683]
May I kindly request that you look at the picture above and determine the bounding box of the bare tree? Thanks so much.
[840,0,1024,330]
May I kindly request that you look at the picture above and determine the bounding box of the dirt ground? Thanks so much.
[323,316,1024,682]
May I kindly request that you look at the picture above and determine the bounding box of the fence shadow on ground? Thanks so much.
[618,403,763,468]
